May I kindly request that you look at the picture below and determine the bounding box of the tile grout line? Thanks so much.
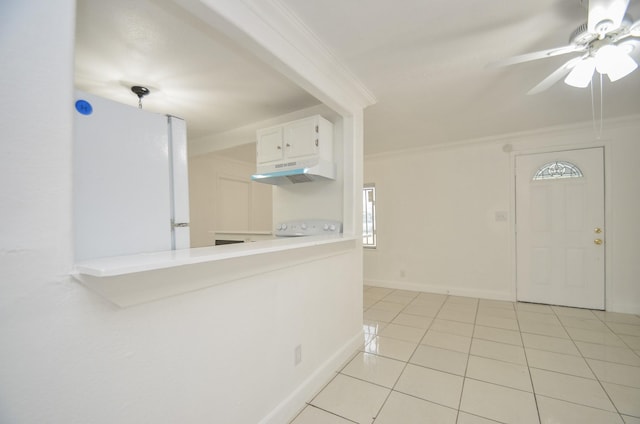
[522,304,640,419]
[370,289,447,423]
[359,288,640,424]
[599,314,640,357]
[365,288,415,423]
[453,297,479,424]
[296,404,359,424]
[341,287,397,423]
[553,307,628,421]
[516,302,544,424]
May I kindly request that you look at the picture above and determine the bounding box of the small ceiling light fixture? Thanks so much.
[131,85,150,109]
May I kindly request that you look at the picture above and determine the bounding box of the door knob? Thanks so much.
[594,239,603,245]
[594,227,602,234]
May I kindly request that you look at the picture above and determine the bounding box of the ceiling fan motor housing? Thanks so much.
[570,22,593,44]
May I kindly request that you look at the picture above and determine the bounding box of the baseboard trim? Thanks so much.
[606,302,640,315]
[364,278,514,302]
[259,330,363,424]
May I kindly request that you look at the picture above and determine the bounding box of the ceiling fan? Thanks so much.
[491,0,640,94]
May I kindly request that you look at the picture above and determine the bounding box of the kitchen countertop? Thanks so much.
[73,234,355,277]
[210,230,273,235]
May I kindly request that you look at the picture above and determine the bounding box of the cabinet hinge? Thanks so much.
[315,125,319,133]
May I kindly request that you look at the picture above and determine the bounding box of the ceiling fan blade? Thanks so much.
[527,57,584,95]
[488,45,583,68]
[587,0,630,34]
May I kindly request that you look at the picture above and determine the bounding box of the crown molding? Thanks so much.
[251,0,377,107]
[364,114,640,160]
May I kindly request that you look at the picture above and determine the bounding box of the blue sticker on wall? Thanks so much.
[75,99,93,115]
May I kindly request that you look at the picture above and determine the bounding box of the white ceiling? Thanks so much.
[283,0,640,154]
[74,0,320,142]
[75,0,640,158]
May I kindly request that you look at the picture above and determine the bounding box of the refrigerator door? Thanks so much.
[74,91,173,261]
[168,116,191,249]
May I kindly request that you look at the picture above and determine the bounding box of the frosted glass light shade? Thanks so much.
[565,57,596,87]
[595,45,638,81]
[605,54,637,81]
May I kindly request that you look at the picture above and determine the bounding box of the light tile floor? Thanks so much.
[290,286,640,424]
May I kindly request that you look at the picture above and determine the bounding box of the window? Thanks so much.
[533,161,583,181]
[363,184,376,248]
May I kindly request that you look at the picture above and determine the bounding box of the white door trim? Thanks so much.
[509,141,612,309]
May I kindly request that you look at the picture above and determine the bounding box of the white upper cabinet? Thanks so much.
[283,116,318,159]
[256,126,284,164]
[256,115,332,166]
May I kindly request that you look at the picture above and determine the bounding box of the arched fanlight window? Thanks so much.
[533,161,583,181]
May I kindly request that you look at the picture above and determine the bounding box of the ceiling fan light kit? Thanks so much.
[594,44,638,80]
[491,0,639,94]
[564,43,638,87]
[565,57,597,87]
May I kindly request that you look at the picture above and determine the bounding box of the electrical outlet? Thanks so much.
[294,345,302,366]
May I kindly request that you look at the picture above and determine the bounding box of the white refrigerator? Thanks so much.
[73,90,190,262]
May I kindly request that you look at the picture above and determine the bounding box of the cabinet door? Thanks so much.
[257,127,284,164]
[284,117,318,159]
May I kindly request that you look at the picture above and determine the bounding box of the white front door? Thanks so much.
[515,147,605,309]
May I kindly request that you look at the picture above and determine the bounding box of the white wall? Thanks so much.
[0,1,364,423]
[189,153,272,247]
[364,141,512,300]
[364,117,640,314]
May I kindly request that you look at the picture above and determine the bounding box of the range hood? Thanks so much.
[251,159,336,185]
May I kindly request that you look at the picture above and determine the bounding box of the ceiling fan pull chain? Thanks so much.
[590,77,596,136]
[599,73,604,139]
